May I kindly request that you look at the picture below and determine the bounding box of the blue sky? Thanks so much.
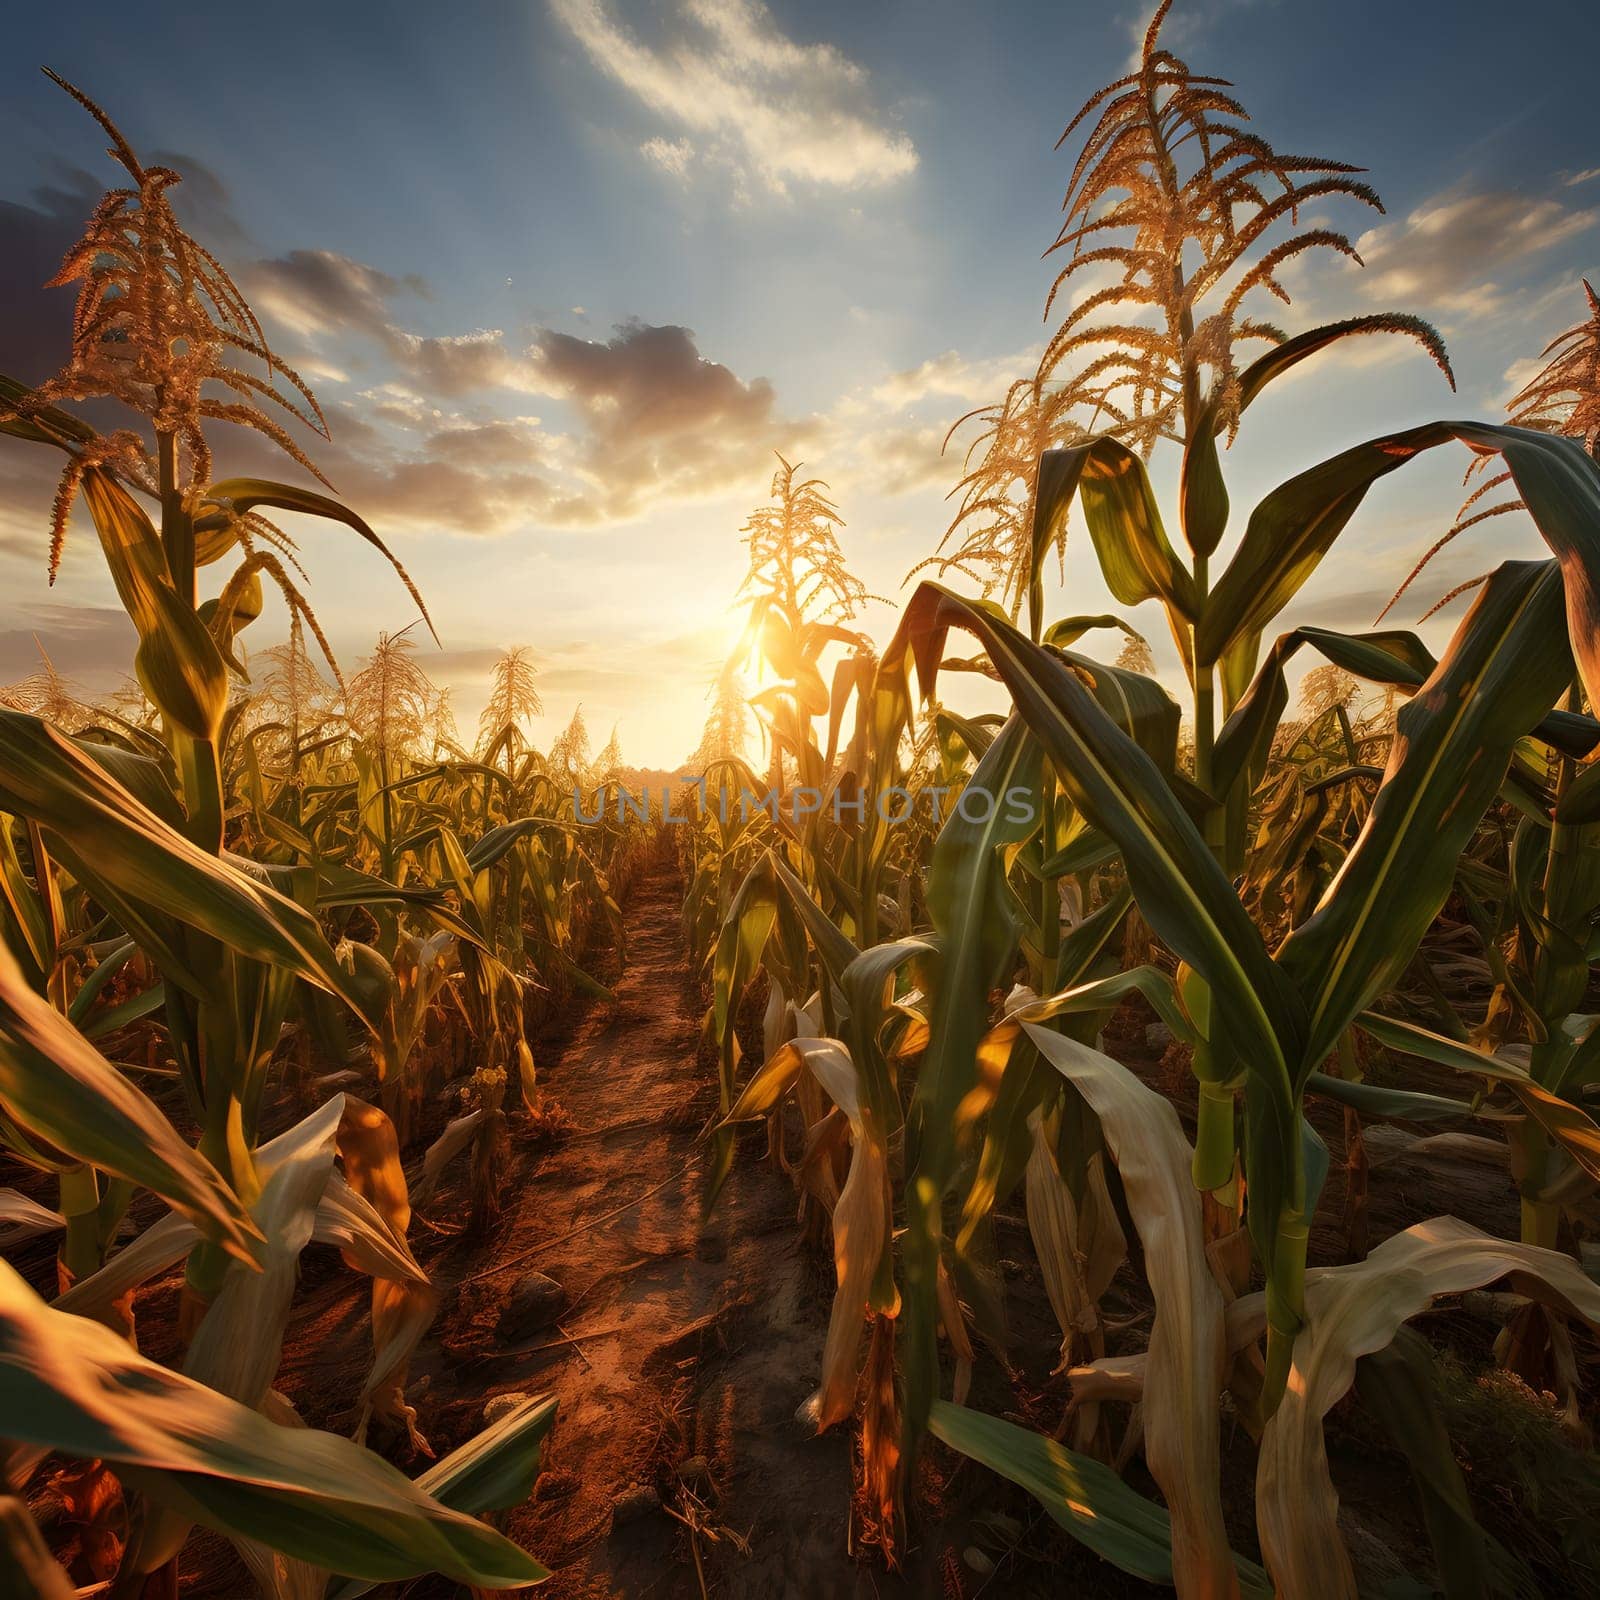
[1,0,1597,763]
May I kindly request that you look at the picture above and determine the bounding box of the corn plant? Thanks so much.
[0,77,560,1591]
[692,8,1600,1595]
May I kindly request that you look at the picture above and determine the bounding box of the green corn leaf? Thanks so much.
[79,470,228,741]
[898,582,1309,1397]
[326,1395,558,1598]
[1232,316,1453,418]
[1353,1330,1535,1600]
[900,716,1041,1451]
[0,709,378,1025]
[1029,441,1198,641]
[0,937,258,1262]
[897,582,1304,1213]
[198,477,436,644]
[1277,562,1576,1069]
[1212,626,1436,799]
[1180,410,1229,558]
[1304,1071,1475,1126]
[1358,1011,1600,1180]
[0,1260,545,1588]
[1198,421,1600,673]
[1053,645,1180,769]
[897,581,1327,1406]
[928,1401,1271,1597]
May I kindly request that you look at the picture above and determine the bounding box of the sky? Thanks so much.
[0,0,1597,766]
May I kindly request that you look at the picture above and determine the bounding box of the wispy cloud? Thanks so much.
[550,0,917,196]
[868,345,1041,411]
[640,136,694,179]
[1354,188,1599,320]
[1120,0,1270,72]
[841,422,951,496]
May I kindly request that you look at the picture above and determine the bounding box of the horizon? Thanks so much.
[2,0,1598,764]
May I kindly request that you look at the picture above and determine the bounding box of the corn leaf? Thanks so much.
[79,470,229,741]
[1197,421,1600,673]
[198,477,436,643]
[1353,1329,1534,1600]
[900,715,1041,1450]
[1276,561,1576,1068]
[1239,1217,1600,1600]
[0,1494,75,1600]
[0,1259,546,1587]
[326,1396,558,1598]
[1358,1011,1600,1180]
[1023,1022,1240,1598]
[0,938,257,1262]
[928,1401,1271,1596]
[898,582,1307,1388]
[0,710,377,1023]
[1029,441,1199,641]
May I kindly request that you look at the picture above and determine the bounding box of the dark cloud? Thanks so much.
[0,178,89,384]
[1,158,796,539]
[250,316,801,531]
[528,318,802,519]
[533,319,773,438]
[245,249,428,345]
[151,150,250,251]
[245,254,536,398]
[0,152,250,387]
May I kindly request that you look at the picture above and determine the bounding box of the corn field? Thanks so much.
[5,4,1600,1596]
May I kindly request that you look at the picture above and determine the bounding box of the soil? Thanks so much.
[13,839,1598,1597]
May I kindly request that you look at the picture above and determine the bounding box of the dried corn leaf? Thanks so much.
[1023,1021,1237,1600]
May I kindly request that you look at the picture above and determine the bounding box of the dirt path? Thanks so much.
[414,848,897,1599]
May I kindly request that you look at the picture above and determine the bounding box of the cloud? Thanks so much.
[330,454,561,533]
[869,345,1041,411]
[842,422,952,496]
[1121,0,1267,72]
[226,319,804,534]
[1354,189,1599,318]
[550,0,917,196]
[387,328,540,397]
[73,219,798,526]
[524,318,803,519]
[246,249,427,343]
[872,350,978,410]
[0,168,105,385]
[0,605,137,686]
[0,149,251,394]
[815,342,1046,499]
[641,137,694,179]
[0,152,802,541]
[246,253,539,397]
[150,149,249,251]
[248,252,553,398]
